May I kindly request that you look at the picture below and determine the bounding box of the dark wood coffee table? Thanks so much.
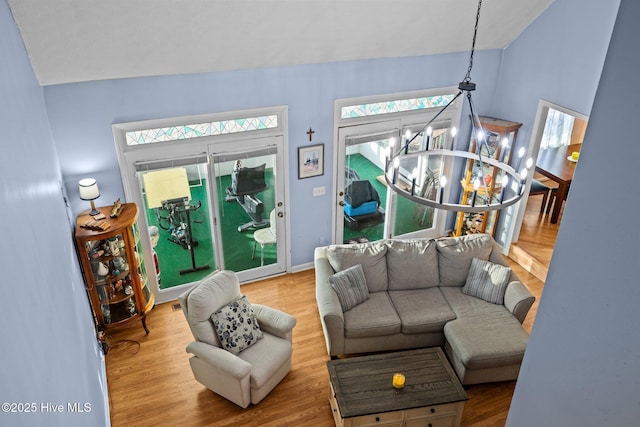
[327,348,467,427]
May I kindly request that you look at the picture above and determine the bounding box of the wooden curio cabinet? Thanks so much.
[453,116,522,237]
[74,203,154,334]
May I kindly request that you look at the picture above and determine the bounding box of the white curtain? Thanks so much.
[540,108,575,149]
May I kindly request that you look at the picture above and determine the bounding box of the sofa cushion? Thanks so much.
[343,292,401,339]
[439,286,512,320]
[329,264,370,312]
[436,234,493,286]
[462,258,512,304]
[388,288,456,334]
[386,239,439,290]
[326,242,388,292]
[211,295,263,355]
[444,317,529,369]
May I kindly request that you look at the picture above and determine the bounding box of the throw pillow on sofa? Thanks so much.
[329,264,370,312]
[326,242,388,292]
[436,233,493,286]
[211,295,263,354]
[462,257,512,304]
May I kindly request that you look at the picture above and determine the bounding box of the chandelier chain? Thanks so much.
[464,0,483,83]
[383,0,528,213]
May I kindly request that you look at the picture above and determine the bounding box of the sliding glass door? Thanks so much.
[209,137,286,283]
[136,157,215,290]
[336,122,398,244]
[335,121,452,244]
[333,89,462,244]
[113,106,288,302]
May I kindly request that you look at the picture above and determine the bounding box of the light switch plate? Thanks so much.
[312,186,326,197]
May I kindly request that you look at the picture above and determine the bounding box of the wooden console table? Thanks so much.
[327,348,467,427]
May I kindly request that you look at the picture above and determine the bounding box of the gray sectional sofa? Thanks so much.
[314,233,535,385]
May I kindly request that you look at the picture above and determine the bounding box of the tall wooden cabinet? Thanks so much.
[453,116,522,237]
[74,203,154,334]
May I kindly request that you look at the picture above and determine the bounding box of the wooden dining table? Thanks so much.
[534,143,581,224]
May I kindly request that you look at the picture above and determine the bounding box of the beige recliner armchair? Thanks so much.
[179,270,296,408]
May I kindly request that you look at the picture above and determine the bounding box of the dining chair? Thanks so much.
[529,179,558,214]
[252,209,276,266]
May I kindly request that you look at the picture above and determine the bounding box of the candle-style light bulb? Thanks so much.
[525,157,533,169]
[439,175,447,204]
[499,137,509,162]
[450,127,457,150]
[471,178,480,207]
[476,130,485,153]
[425,126,433,150]
[404,130,411,154]
[386,139,396,173]
[518,168,528,194]
[500,174,509,203]
[516,147,526,170]
[392,157,400,184]
[410,168,418,196]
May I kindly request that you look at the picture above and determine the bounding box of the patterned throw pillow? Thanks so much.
[329,264,370,312]
[211,295,263,355]
[462,258,512,304]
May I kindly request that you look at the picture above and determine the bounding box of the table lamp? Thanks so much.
[79,178,101,215]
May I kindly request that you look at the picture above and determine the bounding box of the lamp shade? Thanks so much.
[79,178,100,200]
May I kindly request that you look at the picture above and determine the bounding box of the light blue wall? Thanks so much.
[508,0,640,425]
[488,0,620,247]
[44,50,502,267]
[0,0,109,426]
[493,0,620,154]
[2,0,635,424]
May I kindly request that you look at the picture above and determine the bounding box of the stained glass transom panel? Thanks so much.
[126,115,278,145]
[341,94,456,119]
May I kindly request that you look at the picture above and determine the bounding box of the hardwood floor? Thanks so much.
[105,209,554,426]
[508,185,562,282]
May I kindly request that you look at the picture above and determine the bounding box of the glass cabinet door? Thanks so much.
[75,203,154,335]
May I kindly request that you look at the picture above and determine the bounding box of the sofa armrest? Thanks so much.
[314,247,345,357]
[252,304,297,342]
[185,341,252,379]
[504,281,535,324]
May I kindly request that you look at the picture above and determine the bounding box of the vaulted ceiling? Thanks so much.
[9,0,555,86]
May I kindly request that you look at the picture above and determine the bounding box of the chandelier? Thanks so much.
[385,0,532,213]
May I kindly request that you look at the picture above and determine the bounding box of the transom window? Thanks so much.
[340,94,456,119]
[125,114,278,145]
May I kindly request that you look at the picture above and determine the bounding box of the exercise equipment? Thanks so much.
[343,179,385,230]
[225,162,270,232]
[156,197,210,275]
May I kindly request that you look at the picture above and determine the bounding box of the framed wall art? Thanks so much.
[298,143,324,179]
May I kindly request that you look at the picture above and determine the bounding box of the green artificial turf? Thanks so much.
[145,171,276,290]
